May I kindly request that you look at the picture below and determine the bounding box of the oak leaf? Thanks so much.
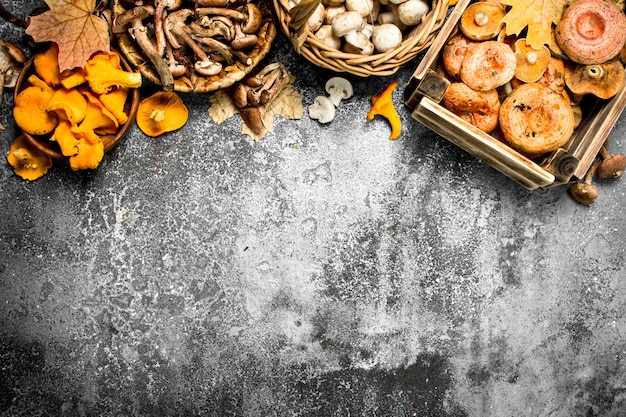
[26,0,110,72]
[501,0,568,49]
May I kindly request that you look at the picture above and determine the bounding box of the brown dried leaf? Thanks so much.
[26,0,110,72]
[208,90,238,124]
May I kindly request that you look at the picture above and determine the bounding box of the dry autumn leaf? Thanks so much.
[208,83,304,141]
[501,0,568,49]
[26,0,110,72]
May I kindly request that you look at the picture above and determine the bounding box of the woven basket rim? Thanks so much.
[273,0,450,77]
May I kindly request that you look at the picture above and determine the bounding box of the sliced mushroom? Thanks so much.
[308,95,336,123]
[325,77,354,106]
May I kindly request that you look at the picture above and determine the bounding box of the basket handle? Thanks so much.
[286,0,322,46]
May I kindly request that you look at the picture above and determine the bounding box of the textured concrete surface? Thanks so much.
[2,2,626,416]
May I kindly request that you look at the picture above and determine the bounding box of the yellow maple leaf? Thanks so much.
[501,0,568,49]
[26,0,110,72]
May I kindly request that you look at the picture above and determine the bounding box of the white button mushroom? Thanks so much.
[307,3,326,32]
[343,31,374,54]
[331,10,366,46]
[397,0,429,26]
[315,25,342,50]
[308,96,336,123]
[325,77,354,106]
[345,0,374,17]
[372,23,403,52]
[324,5,346,24]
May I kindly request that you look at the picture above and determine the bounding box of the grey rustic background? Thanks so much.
[1,1,626,416]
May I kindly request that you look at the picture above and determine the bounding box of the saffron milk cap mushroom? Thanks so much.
[555,0,626,65]
[460,1,505,41]
[499,83,575,155]
[513,39,551,83]
[308,95,336,123]
[460,40,516,91]
[442,82,500,133]
[564,60,625,99]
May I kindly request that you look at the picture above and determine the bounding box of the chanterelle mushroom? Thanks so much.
[325,77,354,106]
[309,96,336,123]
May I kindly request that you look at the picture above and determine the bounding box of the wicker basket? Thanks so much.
[113,0,277,93]
[273,0,450,77]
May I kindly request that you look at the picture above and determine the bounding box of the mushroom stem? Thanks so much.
[584,64,605,79]
[597,144,626,179]
[473,10,488,26]
[113,6,175,91]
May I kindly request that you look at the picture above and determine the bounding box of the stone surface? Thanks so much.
[1,2,626,416]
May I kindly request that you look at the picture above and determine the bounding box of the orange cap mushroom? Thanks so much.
[564,60,625,99]
[136,91,188,137]
[513,39,551,83]
[442,82,501,133]
[46,87,88,125]
[13,85,58,136]
[499,83,575,155]
[85,51,142,95]
[460,40,517,91]
[7,135,53,181]
[555,0,626,65]
[459,2,505,41]
[442,34,478,80]
[33,43,62,87]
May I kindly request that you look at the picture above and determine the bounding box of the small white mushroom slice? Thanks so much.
[325,77,354,106]
[308,96,336,123]
[315,25,342,50]
[372,23,403,52]
[397,0,429,26]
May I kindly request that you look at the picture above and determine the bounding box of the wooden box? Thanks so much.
[404,0,626,189]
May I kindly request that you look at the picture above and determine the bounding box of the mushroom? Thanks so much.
[33,43,62,87]
[307,3,326,32]
[325,5,346,24]
[98,87,131,125]
[231,23,259,50]
[597,145,626,179]
[568,158,601,205]
[315,25,342,49]
[371,23,403,53]
[396,0,429,26]
[499,83,575,155]
[345,0,374,17]
[442,82,500,133]
[331,11,366,47]
[343,31,375,54]
[6,135,53,181]
[113,5,175,91]
[308,95,336,123]
[84,51,143,95]
[442,34,478,80]
[513,39,551,83]
[459,1,505,41]
[136,91,189,137]
[165,9,223,76]
[51,121,81,157]
[0,40,26,130]
[564,60,625,99]
[460,40,516,91]
[154,0,183,57]
[69,135,105,171]
[367,81,401,140]
[241,3,263,33]
[45,87,88,125]
[535,55,567,93]
[325,77,354,106]
[13,85,58,136]
[555,0,626,65]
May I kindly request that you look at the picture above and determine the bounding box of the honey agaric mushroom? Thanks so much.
[564,60,625,99]
[113,5,175,91]
[136,91,188,137]
[513,39,551,83]
[46,88,88,125]
[442,82,500,133]
[442,34,478,80]
[555,0,626,65]
[13,85,58,136]
[499,83,575,155]
[569,158,601,205]
[367,81,402,140]
[7,135,53,181]
[459,1,505,41]
[0,40,26,130]
[85,51,143,95]
[597,145,626,179]
[460,40,516,91]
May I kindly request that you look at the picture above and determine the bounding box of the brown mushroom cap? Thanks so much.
[513,39,551,83]
[442,82,501,133]
[555,0,626,65]
[459,2,505,41]
[460,40,517,91]
[499,83,575,155]
[564,59,625,99]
